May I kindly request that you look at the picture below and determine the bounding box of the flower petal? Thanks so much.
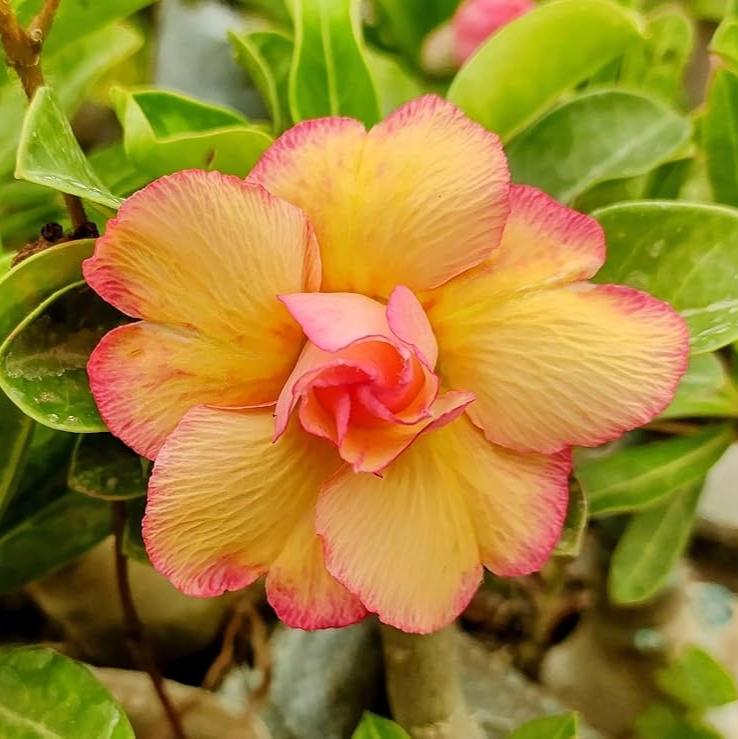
[339,389,474,473]
[249,95,509,296]
[280,292,390,351]
[88,322,291,459]
[387,285,438,367]
[428,184,605,313]
[84,168,319,368]
[449,417,571,576]
[144,407,346,608]
[432,283,689,453]
[318,414,570,632]
[317,425,483,634]
[266,511,367,629]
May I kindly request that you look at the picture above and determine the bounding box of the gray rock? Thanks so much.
[264,620,382,739]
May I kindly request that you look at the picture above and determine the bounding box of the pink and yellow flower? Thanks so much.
[453,0,535,65]
[84,96,688,633]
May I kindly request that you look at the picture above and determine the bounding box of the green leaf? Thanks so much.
[576,424,733,517]
[16,88,122,209]
[619,7,694,102]
[554,483,588,557]
[87,142,150,199]
[2,424,74,529]
[372,0,457,63]
[0,251,14,275]
[507,89,690,203]
[609,484,702,604]
[0,23,143,177]
[594,201,738,354]
[68,434,147,501]
[635,704,722,739]
[657,646,738,709]
[711,18,738,69]
[0,283,126,433]
[507,712,579,739]
[230,28,293,134]
[447,0,642,141]
[0,239,93,343]
[352,712,411,739]
[289,0,381,126]
[367,49,424,117]
[123,496,149,563]
[0,394,33,523]
[14,0,154,55]
[0,490,111,592]
[692,0,730,21]
[113,87,273,178]
[660,353,738,419]
[0,647,134,738]
[704,69,738,207]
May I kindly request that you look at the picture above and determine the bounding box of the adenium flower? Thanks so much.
[453,0,535,64]
[84,96,688,633]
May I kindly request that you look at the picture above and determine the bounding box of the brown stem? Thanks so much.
[112,503,188,739]
[380,624,482,739]
[0,0,88,228]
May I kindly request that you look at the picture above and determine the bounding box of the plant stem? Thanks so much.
[380,624,482,739]
[111,502,188,739]
[0,0,88,228]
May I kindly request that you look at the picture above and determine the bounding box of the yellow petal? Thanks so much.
[85,170,319,454]
[426,184,605,312]
[317,422,483,634]
[317,414,571,632]
[88,322,292,459]
[249,95,509,297]
[431,283,688,453]
[145,407,362,630]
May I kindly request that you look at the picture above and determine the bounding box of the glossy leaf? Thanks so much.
[507,89,690,203]
[657,646,738,709]
[367,49,424,117]
[289,0,381,126]
[660,353,738,419]
[0,283,126,433]
[372,0,458,63]
[447,0,642,140]
[0,395,33,523]
[0,490,111,592]
[230,28,293,133]
[0,180,64,251]
[87,142,151,200]
[619,7,694,102]
[113,87,273,178]
[0,23,143,177]
[704,69,738,207]
[0,647,134,738]
[507,712,579,739]
[0,239,93,342]
[711,17,738,68]
[595,201,738,354]
[576,424,733,517]
[16,87,122,209]
[2,424,74,531]
[68,434,147,501]
[0,251,14,275]
[123,496,149,563]
[14,0,154,55]
[692,0,730,21]
[554,483,588,557]
[352,712,411,739]
[635,704,722,739]
[609,484,702,604]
